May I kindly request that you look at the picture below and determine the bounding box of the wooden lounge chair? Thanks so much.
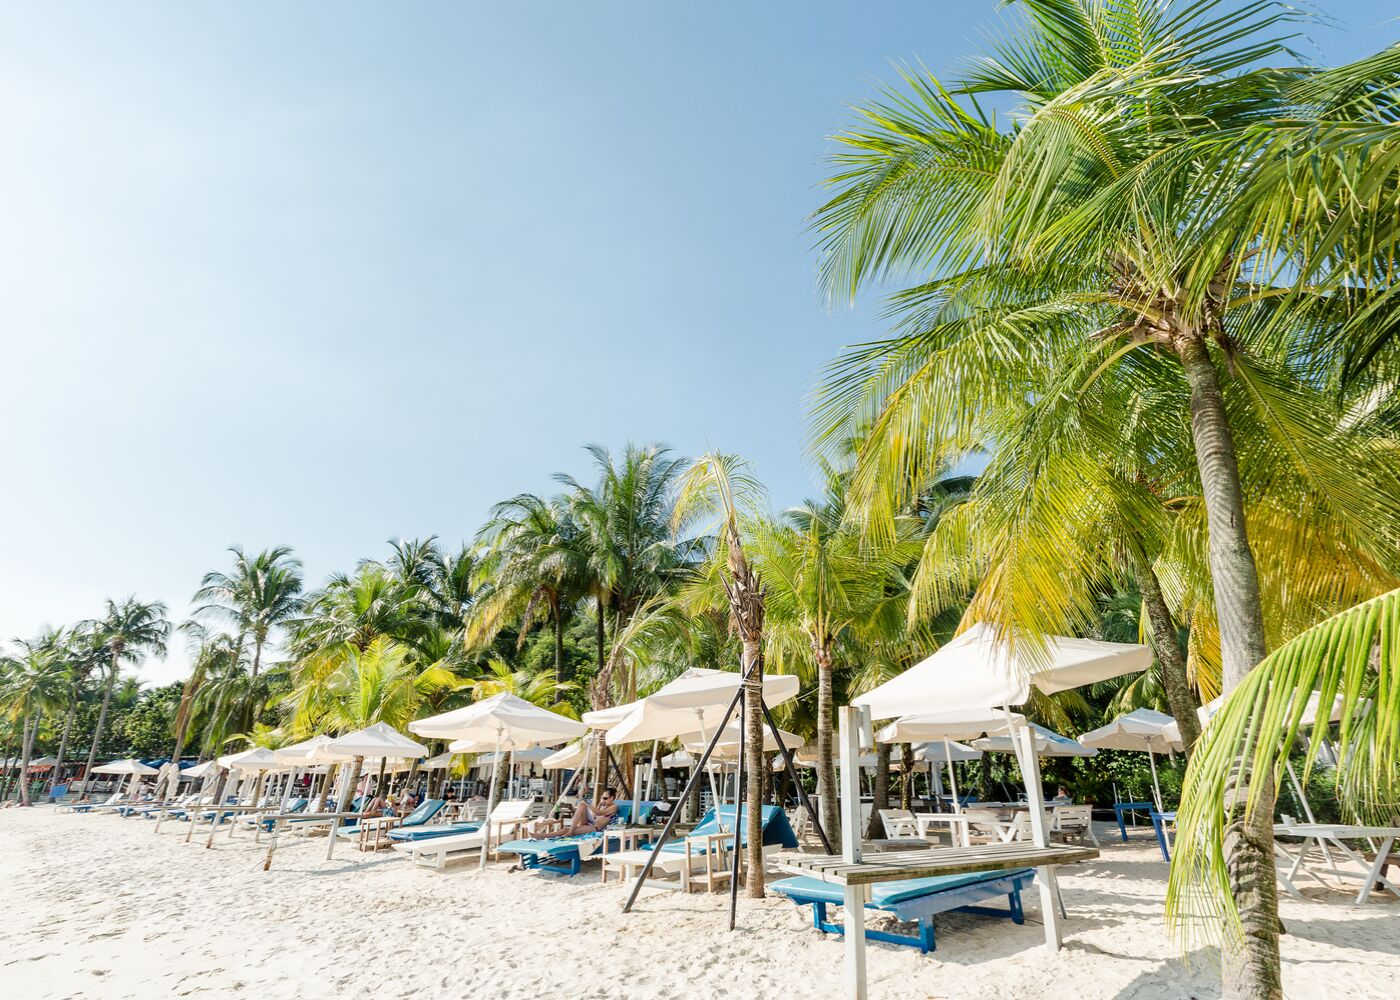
[600,805,800,892]
[394,799,542,869]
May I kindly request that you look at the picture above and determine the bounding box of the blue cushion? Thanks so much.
[772,868,1036,908]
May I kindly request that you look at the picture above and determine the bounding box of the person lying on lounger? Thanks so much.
[536,788,619,838]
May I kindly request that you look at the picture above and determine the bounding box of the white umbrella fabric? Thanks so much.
[1080,708,1181,809]
[542,739,592,770]
[604,668,800,746]
[323,722,427,761]
[971,723,1098,758]
[682,720,804,757]
[91,758,159,799]
[411,694,586,868]
[852,623,1151,720]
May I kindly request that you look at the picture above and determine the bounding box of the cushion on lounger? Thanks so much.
[771,869,1036,908]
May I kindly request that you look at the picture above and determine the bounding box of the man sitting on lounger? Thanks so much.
[537,787,619,838]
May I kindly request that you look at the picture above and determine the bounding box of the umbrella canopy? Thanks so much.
[323,722,427,761]
[1080,708,1183,753]
[466,747,556,766]
[580,703,638,731]
[659,749,698,768]
[1163,691,1358,744]
[776,747,879,770]
[90,758,159,776]
[272,734,341,766]
[542,738,594,770]
[605,667,800,746]
[420,752,460,771]
[182,760,220,779]
[912,740,983,763]
[410,692,585,749]
[853,623,1151,719]
[218,747,288,772]
[680,720,803,758]
[876,708,1027,744]
[971,723,1097,758]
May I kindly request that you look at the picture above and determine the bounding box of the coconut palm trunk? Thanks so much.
[900,743,915,810]
[17,713,36,806]
[81,658,121,791]
[48,695,79,797]
[1128,546,1201,755]
[1175,333,1279,999]
[741,637,765,897]
[865,741,892,839]
[812,642,840,844]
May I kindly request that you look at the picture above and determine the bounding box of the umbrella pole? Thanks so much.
[1010,709,1063,951]
[621,683,744,914]
[761,699,832,854]
[693,709,724,829]
[479,730,503,870]
[728,690,746,931]
[944,740,961,813]
[645,739,658,801]
[1148,752,1163,812]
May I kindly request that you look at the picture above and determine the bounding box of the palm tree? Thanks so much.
[471,493,588,693]
[3,644,71,805]
[809,5,1400,991]
[290,564,419,657]
[752,466,922,841]
[194,546,303,679]
[673,452,769,898]
[284,635,458,813]
[1169,586,1400,965]
[80,598,171,789]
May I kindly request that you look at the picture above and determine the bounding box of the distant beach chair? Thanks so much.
[878,809,920,839]
[496,801,658,876]
[770,869,1037,954]
[600,804,800,893]
[1052,804,1098,846]
[66,792,129,814]
[347,798,447,850]
[394,799,543,869]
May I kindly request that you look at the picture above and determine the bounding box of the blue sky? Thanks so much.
[2,2,1395,683]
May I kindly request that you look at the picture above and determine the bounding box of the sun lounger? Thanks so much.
[341,798,447,850]
[496,801,658,876]
[770,868,1036,954]
[285,797,366,836]
[65,793,127,814]
[600,805,799,892]
[245,798,309,831]
[394,799,542,869]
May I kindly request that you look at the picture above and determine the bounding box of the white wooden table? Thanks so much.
[914,813,971,847]
[1273,823,1400,905]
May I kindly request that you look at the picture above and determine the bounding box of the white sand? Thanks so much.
[1,807,1396,999]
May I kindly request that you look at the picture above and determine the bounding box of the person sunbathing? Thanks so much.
[537,788,619,838]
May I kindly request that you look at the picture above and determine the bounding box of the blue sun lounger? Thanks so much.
[497,801,659,876]
[335,798,446,840]
[770,868,1036,954]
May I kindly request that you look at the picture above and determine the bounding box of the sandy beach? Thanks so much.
[1,808,1395,1000]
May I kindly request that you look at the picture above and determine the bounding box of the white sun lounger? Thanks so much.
[395,799,541,869]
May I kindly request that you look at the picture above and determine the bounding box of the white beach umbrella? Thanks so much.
[420,752,459,771]
[852,623,1151,720]
[659,749,698,768]
[411,693,585,747]
[90,758,159,775]
[91,758,159,798]
[410,694,585,868]
[218,747,288,771]
[581,702,639,731]
[971,723,1098,758]
[182,760,219,779]
[1080,708,1181,809]
[272,735,341,766]
[604,668,799,746]
[681,720,803,757]
[322,722,427,761]
[876,708,1027,744]
[542,739,592,770]
[911,740,982,763]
